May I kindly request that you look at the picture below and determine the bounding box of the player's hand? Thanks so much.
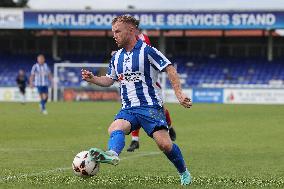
[29,83,34,89]
[177,93,192,108]
[81,69,94,82]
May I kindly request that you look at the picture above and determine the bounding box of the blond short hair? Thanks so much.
[112,15,139,28]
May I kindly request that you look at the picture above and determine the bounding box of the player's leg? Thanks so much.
[164,108,176,141]
[37,87,45,113]
[89,109,139,165]
[39,87,49,114]
[89,119,131,165]
[37,86,47,113]
[22,87,26,103]
[152,129,191,185]
[139,106,191,185]
[107,119,131,155]
[131,129,140,141]
[127,128,140,152]
[40,92,48,114]
[19,87,25,104]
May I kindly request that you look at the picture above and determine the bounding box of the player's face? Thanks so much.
[19,70,24,75]
[37,56,45,64]
[112,22,133,48]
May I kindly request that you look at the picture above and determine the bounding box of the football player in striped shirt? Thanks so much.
[111,19,177,151]
[82,15,192,185]
[30,54,53,115]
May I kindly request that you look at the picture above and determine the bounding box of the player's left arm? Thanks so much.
[147,46,192,108]
[165,65,192,108]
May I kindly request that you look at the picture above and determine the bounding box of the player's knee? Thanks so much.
[108,125,117,135]
[158,140,172,152]
[108,122,124,135]
[43,95,48,100]
[108,119,131,135]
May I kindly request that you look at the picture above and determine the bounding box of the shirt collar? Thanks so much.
[122,39,143,53]
[134,39,143,49]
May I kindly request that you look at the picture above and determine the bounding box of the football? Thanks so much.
[72,151,100,177]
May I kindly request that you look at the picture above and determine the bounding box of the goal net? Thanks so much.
[53,63,121,102]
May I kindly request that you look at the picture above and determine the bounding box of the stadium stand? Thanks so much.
[172,57,284,88]
[1,54,283,88]
[0,54,104,86]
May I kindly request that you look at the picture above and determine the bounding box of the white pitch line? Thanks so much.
[0,151,161,182]
[120,151,161,160]
[0,148,73,152]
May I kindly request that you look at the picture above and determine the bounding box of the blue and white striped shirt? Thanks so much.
[107,39,171,109]
[31,63,51,87]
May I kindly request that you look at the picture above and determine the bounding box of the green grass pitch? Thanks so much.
[0,102,283,188]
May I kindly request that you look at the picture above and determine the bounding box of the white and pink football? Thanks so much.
[72,151,100,177]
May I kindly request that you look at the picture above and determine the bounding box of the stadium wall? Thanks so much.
[1,87,284,104]
[0,87,51,102]
[165,88,284,104]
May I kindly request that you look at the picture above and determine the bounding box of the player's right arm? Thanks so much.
[81,69,115,87]
[82,52,118,87]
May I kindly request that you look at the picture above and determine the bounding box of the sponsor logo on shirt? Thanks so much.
[118,72,142,83]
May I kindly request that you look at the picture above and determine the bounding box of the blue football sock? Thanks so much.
[40,99,45,110]
[108,130,125,155]
[43,99,47,108]
[164,143,187,173]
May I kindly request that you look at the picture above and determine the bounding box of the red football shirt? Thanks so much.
[136,33,151,46]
